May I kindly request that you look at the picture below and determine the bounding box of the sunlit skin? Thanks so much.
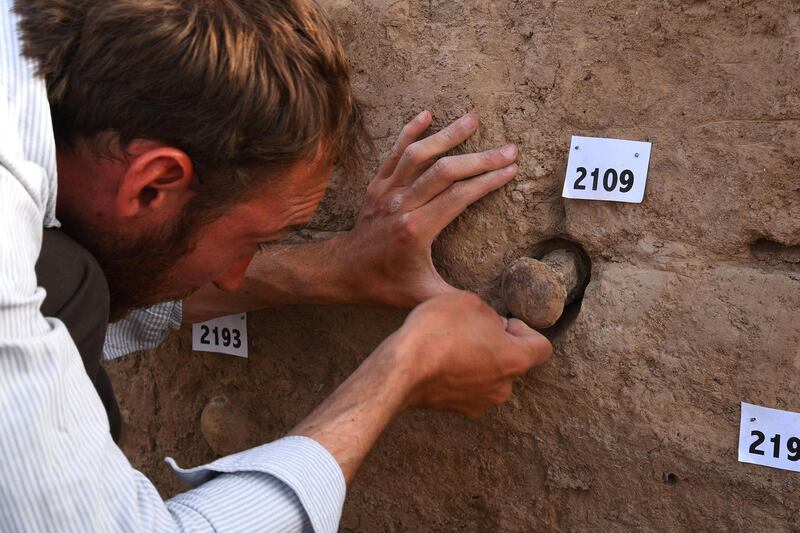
[164,159,331,295]
[55,138,331,311]
[54,113,552,487]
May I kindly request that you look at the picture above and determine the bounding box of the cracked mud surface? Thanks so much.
[107,1,800,530]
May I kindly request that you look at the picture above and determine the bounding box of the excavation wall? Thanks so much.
[108,1,800,530]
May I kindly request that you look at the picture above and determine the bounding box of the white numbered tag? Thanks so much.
[192,313,248,358]
[738,402,800,473]
[562,135,651,203]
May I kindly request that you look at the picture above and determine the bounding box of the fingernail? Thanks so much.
[460,113,476,128]
[416,110,430,123]
[501,144,517,158]
[504,163,519,174]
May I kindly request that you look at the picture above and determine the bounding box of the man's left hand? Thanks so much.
[334,111,519,308]
[181,111,518,322]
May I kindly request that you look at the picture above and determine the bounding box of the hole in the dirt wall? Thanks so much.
[750,237,800,269]
[502,238,592,340]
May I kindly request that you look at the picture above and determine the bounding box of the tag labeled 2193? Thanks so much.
[192,313,248,358]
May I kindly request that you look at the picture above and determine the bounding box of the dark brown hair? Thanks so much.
[15,0,371,208]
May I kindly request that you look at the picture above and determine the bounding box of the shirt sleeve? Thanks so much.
[0,2,346,523]
[103,300,183,360]
[0,162,346,533]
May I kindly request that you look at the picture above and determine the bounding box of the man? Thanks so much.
[0,0,552,531]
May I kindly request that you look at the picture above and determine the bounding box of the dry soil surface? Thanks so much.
[107,1,800,531]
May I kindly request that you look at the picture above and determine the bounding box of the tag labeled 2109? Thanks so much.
[562,135,652,204]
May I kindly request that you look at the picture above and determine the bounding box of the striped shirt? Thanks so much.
[104,301,184,360]
[0,2,345,531]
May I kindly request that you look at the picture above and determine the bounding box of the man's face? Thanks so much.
[164,160,332,297]
[61,156,331,321]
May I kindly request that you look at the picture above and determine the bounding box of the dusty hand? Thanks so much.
[289,291,550,482]
[337,111,519,308]
[391,291,552,417]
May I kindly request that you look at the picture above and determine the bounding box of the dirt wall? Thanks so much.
[107,1,800,530]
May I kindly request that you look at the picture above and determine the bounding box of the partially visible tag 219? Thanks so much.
[192,313,248,358]
[739,402,800,473]
[562,135,652,203]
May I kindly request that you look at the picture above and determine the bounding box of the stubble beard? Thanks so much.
[58,208,201,322]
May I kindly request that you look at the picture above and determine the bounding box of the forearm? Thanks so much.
[183,234,359,323]
[290,336,415,483]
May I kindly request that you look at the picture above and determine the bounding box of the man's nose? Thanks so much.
[212,255,254,292]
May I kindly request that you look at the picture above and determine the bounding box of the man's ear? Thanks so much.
[115,142,194,219]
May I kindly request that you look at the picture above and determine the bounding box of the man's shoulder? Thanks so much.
[0,0,58,226]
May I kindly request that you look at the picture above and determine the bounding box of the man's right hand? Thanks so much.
[392,291,552,417]
[291,291,551,483]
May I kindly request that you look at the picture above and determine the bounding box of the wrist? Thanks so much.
[326,232,416,309]
[288,326,422,483]
[252,234,359,306]
[319,233,367,305]
[370,328,431,411]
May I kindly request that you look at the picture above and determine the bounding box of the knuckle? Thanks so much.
[430,157,452,178]
[459,291,484,309]
[508,354,533,376]
[446,181,469,202]
[386,193,404,214]
[494,384,513,405]
[404,142,425,164]
[365,177,382,196]
[389,144,404,162]
[440,125,457,142]
[397,213,420,242]
[488,389,507,406]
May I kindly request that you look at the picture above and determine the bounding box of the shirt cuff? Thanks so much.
[103,300,183,360]
[166,436,346,533]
